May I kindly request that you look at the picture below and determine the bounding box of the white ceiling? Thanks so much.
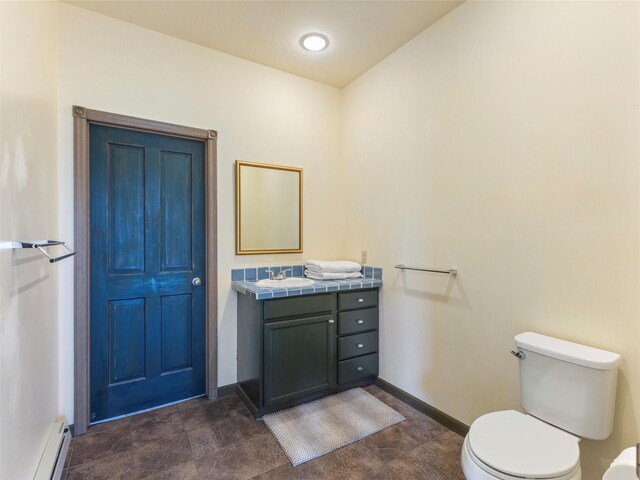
[65,0,463,88]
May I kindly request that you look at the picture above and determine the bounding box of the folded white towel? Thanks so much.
[305,270,363,280]
[305,259,362,273]
[305,266,337,274]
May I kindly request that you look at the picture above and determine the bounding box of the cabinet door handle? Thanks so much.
[356,343,364,348]
[357,298,364,303]
[328,319,335,324]
[356,366,364,372]
[357,319,364,324]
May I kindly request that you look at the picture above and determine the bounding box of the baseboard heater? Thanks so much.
[34,419,71,480]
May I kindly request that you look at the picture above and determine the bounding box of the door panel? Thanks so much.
[161,294,193,374]
[160,151,192,271]
[108,143,146,274]
[90,124,206,422]
[264,314,335,406]
[108,298,146,385]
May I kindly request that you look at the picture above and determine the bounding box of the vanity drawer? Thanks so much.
[338,331,378,360]
[264,293,333,320]
[338,353,378,384]
[338,308,378,335]
[338,290,378,311]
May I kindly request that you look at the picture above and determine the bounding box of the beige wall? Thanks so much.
[56,3,344,424]
[342,1,640,476]
[2,2,637,477]
[0,1,60,478]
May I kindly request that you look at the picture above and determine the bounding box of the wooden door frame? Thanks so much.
[72,106,218,436]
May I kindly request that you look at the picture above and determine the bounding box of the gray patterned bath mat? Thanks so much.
[262,387,405,466]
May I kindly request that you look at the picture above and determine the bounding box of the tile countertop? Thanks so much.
[231,264,382,300]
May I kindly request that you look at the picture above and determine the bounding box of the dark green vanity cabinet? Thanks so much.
[236,288,380,417]
[336,291,379,387]
[264,314,335,406]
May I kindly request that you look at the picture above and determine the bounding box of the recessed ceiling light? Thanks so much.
[300,33,329,52]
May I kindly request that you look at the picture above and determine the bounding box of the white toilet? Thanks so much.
[462,332,622,480]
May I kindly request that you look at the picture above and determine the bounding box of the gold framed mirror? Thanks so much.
[235,160,303,255]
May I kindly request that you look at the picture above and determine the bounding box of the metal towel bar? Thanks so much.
[395,264,457,276]
[10,240,76,263]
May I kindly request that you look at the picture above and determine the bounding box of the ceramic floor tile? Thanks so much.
[360,423,421,461]
[222,394,252,417]
[189,425,223,459]
[195,433,287,480]
[231,411,270,441]
[386,431,465,480]
[83,416,131,437]
[215,414,259,443]
[127,409,160,427]
[131,409,186,444]
[421,431,465,479]
[398,411,449,445]
[175,400,234,431]
[251,458,326,480]
[144,395,210,416]
[66,450,134,480]
[69,428,132,467]
[139,460,200,480]
[132,431,195,479]
[62,387,465,480]
[177,395,219,412]
[302,441,388,480]
[188,416,246,459]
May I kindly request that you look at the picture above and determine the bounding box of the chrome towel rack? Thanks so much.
[10,240,76,263]
[395,264,457,276]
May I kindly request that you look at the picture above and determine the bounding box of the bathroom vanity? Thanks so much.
[232,265,382,417]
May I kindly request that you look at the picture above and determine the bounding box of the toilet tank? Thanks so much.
[515,332,621,440]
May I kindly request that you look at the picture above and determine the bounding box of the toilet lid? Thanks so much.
[468,410,580,479]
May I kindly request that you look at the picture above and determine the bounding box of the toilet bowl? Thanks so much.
[602,446,639,480]
[461,411,581,480]
[461,332,621,480]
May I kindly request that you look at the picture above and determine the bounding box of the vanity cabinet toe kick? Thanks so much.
[236,288,380,418]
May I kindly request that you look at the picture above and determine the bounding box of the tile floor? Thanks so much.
[62,385,464,480]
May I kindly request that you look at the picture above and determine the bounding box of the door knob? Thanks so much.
[192,277,202,287]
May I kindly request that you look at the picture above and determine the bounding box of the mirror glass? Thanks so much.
[236,161,302,254]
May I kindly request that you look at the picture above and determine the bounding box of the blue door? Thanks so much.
[89,124,206,422]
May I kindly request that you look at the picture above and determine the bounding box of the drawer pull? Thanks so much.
[328,319,335,324]
[357,298,364,303]
[357,319,364,324]
[356,366,364,372]
[356,343,364,348]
